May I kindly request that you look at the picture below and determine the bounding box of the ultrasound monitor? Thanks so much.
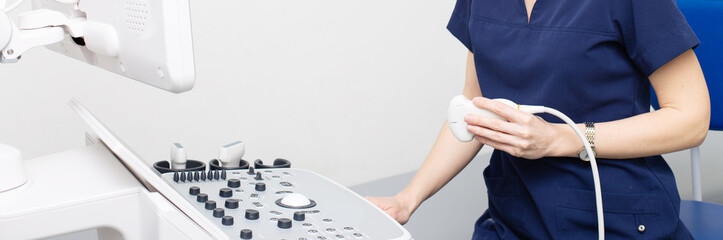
[29,0,195,93]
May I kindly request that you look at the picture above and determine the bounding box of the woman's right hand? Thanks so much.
[365,195,416,225]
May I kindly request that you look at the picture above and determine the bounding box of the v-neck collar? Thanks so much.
[524,0,540,24]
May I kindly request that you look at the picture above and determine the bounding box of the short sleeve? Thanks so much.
[447,0,473,52]
[616,0,700,76]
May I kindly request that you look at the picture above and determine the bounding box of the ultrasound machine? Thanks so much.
[0,1,412,239]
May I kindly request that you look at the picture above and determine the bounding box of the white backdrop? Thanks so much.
[0,0,467,187]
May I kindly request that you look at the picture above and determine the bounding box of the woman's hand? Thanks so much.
[365,195,416,225]
[464,97,564,159]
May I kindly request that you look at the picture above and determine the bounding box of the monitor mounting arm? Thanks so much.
[1,0,117,63]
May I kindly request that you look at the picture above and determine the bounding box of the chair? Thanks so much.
[652,0,723,238]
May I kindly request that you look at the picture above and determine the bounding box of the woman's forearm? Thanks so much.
[397,121,483,212]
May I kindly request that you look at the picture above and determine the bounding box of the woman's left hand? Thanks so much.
[464,97,561,159]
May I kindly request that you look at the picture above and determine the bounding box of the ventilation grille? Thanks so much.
[125,0,149,33]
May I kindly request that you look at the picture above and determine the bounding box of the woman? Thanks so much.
[366,0,710,238]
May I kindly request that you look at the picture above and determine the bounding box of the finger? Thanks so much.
[472,97,534,124]
[467,125,520,146]
[465,114,520,136]
[474,135,521,157]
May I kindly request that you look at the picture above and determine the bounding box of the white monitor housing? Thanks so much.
[29,0,195,93]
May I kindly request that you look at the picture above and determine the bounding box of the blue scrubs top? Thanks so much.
[447,0,699,239]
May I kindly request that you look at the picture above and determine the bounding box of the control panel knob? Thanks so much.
[205,200,217,210]
[245,209,259,220]
[247,166,255,175]
[196,193,208,202]
[240,229,253,239]
[294,211,306,221]
[213,208,225,218]
[222,216,234,226]
[254,172,263,180]
[255,182,266,192]
[225,199,240,209]
[227,179,241,188]
[189,186,200,195]
[219,188,233,198]
[277,218,292,229]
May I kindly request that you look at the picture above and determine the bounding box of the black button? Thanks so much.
[205,200,217,210]
[189,186,200,195]
[213,208,225,218]
[221,170,227,180]
[277,218,292,229]
[294,211,305,221]
[180,172,187,182]
[239,229,252,239]
[173,172,179,182]
[255,172,263,180]
[187,172,193,182]
[221,216,234,226]
[227,179,241,188]
[213,170,220,180]
[200,171,206,181]
[225,199,240,209]
[255,182,266,191]
[247,167,255,175]
[245,209,260,220]
[194,171,200,181]
[196,193,208,202]
[219,188,233,198]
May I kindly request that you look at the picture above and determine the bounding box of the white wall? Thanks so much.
[0,0,466,187]
[1,1,721,201]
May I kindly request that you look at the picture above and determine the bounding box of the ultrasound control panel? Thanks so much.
[69,100,410,240]
[161,166,410,240]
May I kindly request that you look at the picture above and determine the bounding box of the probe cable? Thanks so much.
[538,106,604,240]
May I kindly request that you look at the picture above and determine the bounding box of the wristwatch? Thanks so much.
[578,122,596,161]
